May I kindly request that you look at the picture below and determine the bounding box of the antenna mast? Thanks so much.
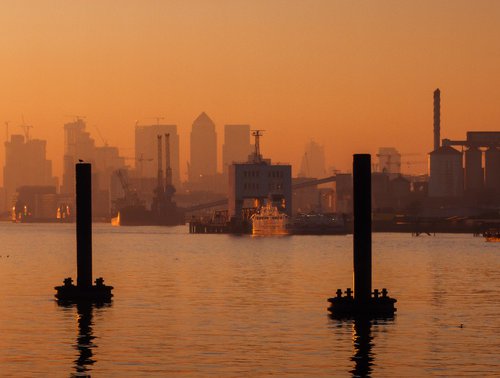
[251,130,265,163]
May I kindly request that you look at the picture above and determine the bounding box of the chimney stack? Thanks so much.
[433,88,441,151]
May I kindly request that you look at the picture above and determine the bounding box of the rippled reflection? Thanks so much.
[58,301,111,377]
[350,319,374,378]
[330,317,395,378]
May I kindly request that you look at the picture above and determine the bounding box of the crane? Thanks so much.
[93,124,108,147]
[121,154,154,177]
[19,116,33,141]
[147,116,165,126]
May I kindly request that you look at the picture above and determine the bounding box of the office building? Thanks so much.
[222,124,251,175]
[189,112,217,182]
[4,134,57,210]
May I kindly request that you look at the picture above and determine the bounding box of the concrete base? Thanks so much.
[55,277,113,303]
[328,289,396,319]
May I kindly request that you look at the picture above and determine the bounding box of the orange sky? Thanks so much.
[1,1,499,183]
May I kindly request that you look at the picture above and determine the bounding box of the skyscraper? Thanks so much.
[4,134,57,210]
[222,124,251,174]
[135,124,180,188]
[299,140,326,178]
[61,118,96,195]
[61,118,126,217]
[189,112,217,182]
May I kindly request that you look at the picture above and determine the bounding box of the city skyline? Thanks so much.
[1,1,500,182]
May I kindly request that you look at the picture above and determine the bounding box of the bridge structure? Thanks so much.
[183,175,337,214]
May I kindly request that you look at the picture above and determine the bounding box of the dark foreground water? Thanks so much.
[0,223,498,377]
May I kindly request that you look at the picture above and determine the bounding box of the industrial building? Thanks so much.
[228,131,292,222]
[428,146,464,198]
[377,147,401,177]
[429,88,500,200]
[442,132,500,196]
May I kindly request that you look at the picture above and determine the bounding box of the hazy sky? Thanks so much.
[1,1,499,182]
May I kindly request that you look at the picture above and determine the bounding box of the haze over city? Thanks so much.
[1,1,500,183]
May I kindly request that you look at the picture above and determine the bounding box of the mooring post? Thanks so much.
[327,154,396,318]
[55,162,113,302]
[353,154,372,306]
[76,163,92,288]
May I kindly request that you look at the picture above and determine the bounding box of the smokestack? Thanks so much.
[157,135,163,191]
[433,88,441,151]
[165,133,172,188]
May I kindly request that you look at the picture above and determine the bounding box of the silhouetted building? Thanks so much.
[371,172,391,210]
[484,146,500,193]
[464,146,483,194]
[390,175,411,211]
[222,124,251,175]
[442,131,500,197]
[61,118,126,217]
[4,134,57,210]
[334,173,352,214]
[377,147,401,177]
[61,118,96,195]
[229,132,292,219]
[293,177,334,214]
[428,146,464,198]
[135,123,180,188]
[13,185,58,221]
[189,112,217,183]
[299,140,326,178]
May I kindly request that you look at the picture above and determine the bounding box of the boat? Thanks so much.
[251,203,290,235]
[483,229,500,242]
[291,212,348,235]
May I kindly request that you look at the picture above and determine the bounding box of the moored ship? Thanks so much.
[251,203,290,235]
[112,133,184,227]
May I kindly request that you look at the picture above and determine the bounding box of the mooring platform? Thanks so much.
[328,288,396,318]
[55,277,113,302]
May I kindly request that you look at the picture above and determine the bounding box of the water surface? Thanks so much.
[0,223,498,376]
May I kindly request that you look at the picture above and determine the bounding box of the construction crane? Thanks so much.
[93,124,108,147]
[121,154,154,177]
[376,152,425,174]
[114,169,142,207]
[65,115,87,124]
[402,160,427,174]
[146,116,165,126]
[19,116,33,141]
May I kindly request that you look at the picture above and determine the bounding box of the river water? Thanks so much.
[0,223,498,377]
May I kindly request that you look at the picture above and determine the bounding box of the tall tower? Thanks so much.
[299,140,327,178]
[189,112,217,182]
[222,124,251,175]
[433,88,441,151]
